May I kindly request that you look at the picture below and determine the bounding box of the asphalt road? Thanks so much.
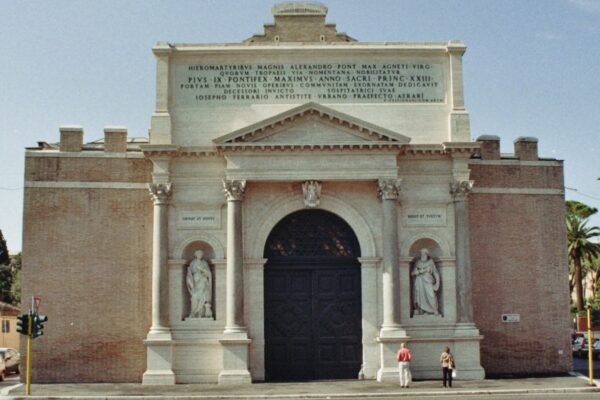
[330,396,600,400]
[572,353,600,378]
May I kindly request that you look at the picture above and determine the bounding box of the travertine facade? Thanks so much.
[21,2,570,383]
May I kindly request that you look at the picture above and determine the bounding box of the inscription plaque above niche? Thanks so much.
[177,209,221,230]
[403,208,447,227]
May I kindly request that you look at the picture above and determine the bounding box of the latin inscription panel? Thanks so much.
[403,208,447,226]
[174,61,445,106]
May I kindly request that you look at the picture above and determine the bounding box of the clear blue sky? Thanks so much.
[1,0,599,252]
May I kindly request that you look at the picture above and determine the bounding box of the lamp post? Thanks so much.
[586,304,593,385]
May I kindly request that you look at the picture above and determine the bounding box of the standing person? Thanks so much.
[440,346,455,388]
[396,342,412,388]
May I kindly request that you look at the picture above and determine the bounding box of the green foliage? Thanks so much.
[0,252,21,305]
[566,200,598,220]
[566,201,600,312]
[0,230,8,265]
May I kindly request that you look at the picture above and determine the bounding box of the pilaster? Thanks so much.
[150,42,173,144]
[447,40,470,142]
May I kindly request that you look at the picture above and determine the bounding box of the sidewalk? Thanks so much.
[2,375,599,399]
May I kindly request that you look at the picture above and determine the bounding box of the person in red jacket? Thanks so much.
[396,342,412,388]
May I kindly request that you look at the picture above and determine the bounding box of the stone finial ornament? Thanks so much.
[302,180,322,207]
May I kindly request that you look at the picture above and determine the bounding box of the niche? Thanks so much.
[409,238,444,318]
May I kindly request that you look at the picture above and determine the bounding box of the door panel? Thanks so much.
[265,265,362,381]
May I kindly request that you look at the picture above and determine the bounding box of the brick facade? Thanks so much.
[470,161,571,376]
[22,155,153,382]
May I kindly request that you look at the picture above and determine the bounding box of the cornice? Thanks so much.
[139,144,180,157]
[213,102,411,145]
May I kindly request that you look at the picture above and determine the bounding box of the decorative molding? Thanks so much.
[247,193,377,259]
[213,102,411,146]
[222,179,246,201]
[472,187,564,196]
[469,159,562,167]
[149,182,172,205]
[378,178,402,200]
[25,150,145,159]
[450,180,473,201]
[25,181,148,189]
[173,233,226,259]
[302,180,321,207]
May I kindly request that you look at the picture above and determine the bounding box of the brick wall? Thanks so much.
[470,162,572,376]
[21,155,153,382]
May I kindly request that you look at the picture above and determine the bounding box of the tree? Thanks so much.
[0,229,8,265]
[566,200,598,220]
[9,253,21,305]
[567,215,600,311]
[584,254,600,298]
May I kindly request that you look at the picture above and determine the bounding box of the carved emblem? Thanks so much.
[377,178,402,200]
[222,179,247,201]
[148,183,172,205]
[302,180,321,207]
[450,180,474,201]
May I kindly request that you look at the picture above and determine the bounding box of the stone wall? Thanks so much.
[21,155,153,382]
[469,160,571,376]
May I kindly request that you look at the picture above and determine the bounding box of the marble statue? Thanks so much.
[411,248,441,315]
[186,250,213,319]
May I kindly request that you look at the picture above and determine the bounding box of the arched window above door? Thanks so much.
[264,209,361,260]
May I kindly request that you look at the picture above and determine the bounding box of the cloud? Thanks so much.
[535,32,563,40]
[567,0,600,13]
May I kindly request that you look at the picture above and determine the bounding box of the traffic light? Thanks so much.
[16,314,30,336]
[31,313,48,339]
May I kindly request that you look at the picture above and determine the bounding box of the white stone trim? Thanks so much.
[25,181,148,189]
[469,159,562,167]
[246,193,377,259]
[26,150,144,158]
[472,187,564,195]
[172,233,226,259]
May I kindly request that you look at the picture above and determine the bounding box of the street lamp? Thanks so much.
[585,303,593,385]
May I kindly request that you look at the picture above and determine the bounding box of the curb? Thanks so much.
[2,386,600,399]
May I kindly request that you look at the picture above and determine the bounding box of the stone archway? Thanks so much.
[263,209,363,381]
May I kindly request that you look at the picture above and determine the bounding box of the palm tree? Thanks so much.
[567,215,600,311]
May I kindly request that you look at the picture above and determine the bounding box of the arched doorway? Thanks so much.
[263,209,362,381]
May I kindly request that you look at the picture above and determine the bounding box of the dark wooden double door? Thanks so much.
[264,263,362,381]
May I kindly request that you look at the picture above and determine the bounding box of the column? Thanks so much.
[149,183,172,333]
[223,179,247,334]
[143,182,175,384]
[450,180,474,323]
[376,179,408,382]
[219,179,251,384]
[449,179,485,379]
[378,178,402,333]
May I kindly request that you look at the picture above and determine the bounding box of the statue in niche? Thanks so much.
[302,180,321,207]
[186,250,213,319]
[411,248,441,316]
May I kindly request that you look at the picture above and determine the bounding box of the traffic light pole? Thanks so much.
[26,312,32,395]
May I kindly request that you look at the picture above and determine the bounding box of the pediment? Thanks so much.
[213,102,411,148]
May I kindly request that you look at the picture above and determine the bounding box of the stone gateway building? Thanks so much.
[22,3,571,384]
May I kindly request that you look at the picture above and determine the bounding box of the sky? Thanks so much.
[1,0,599,252]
